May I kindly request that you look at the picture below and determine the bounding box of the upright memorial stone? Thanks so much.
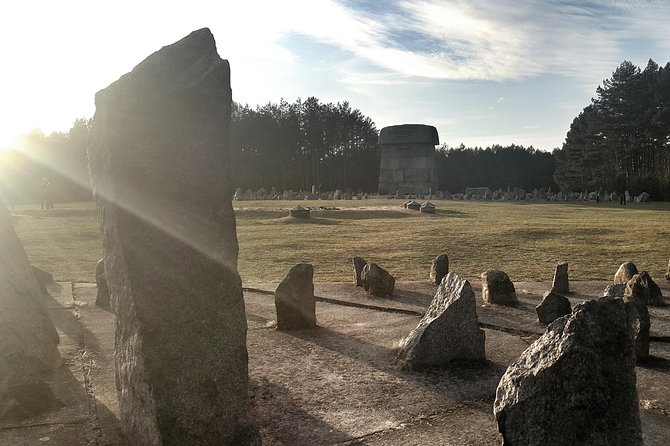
[87,29,257,445]
[495,297,642,445]
[551,261,569,293]
[0,207,61,420]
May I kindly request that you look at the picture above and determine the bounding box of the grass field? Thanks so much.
[10,199,670,285]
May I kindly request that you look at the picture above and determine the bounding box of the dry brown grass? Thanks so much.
[10,199,670,285]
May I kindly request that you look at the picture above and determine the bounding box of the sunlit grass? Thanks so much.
[10,199,670,284]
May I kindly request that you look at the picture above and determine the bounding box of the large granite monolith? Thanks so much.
[352,256,367,286]
[0,207,61,421]
[95,258,110,309]
[275,263,316,330]
[494,297,642,445]
[666,259,670,281]
[361,262,395,296]
[87,29,258,445]
[396,273,485,370]
[551,261,569,294]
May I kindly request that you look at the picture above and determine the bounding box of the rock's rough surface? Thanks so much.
[603,283,626,298]
[536,290,571,324]
[666,259,670,281]
[494,297,642,446]
[95,258,110,309]
[634,271,665,306]
[0,207,61,421]
[353,256,367,286]
[87,29,257,445]
[429,254,449,285]
[481,270,517,305]
[275,264,316,330]
[396,273,485,370]
[551,261,569,294]
[614,261,638,283]
[361,262,395,297]
[624,274,651,361]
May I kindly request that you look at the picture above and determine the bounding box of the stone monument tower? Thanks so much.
[378,124,439,195]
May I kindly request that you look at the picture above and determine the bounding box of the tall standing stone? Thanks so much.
[275,264,316,330]
[396,273,485,370]
[536,290,571,324]
[0,207,61,420]
[481,270,517,305]
[665,259,670,281]
[494,297,642,445]
[614,261,638,283]
[95,258,110,309]
[361,262,395,297]
[87,29,257,445]
[429,254,449,285]
[551,261,569,294]
[624,274,651,362]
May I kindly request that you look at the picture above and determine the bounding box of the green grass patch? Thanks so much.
[10,199,670,285]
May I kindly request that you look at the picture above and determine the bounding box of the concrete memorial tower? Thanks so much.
[87,29,258,445]
[378,124,439,195]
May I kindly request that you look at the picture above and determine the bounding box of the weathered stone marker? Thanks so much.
[275,264,316,330]
[635,271,665,306]
[95,258,110,308]
[396,273,485,370]
[87,29,258,445]
[361,262,395,296]
[551,261,569,293]
[429,254,449,285]
[603,282,626,298]
[481,270,517,305]
[495,297,642,445]
[614,261,638,283]
[352,256,367,286]
[624,274,651,362]
[666,259,670,281]
[0,207,61,421]
[535,290,571,324]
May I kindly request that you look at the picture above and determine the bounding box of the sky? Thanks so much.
[2,0,670,152]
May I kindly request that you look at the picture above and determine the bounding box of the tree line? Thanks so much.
[554,59,670,199]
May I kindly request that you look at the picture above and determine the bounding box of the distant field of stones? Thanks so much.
[11,199,669,285]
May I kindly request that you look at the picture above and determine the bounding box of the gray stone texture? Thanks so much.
[396,273,485,370]
[481,270,517,305]
[361,262,395,297]
[634,271,665,306]
[494,297,642,446]
[603,283,626,298]
[614,261,638,283]
[95,258,110,309]
[0,206,61,421]
[624,274,651,362]
[275,264,316,330]
[378,124,439,195]
[429,254,449,285]
[87,28,258,445]
[551,261,569,294]
[353,256,367,286]
[536,290,572,324]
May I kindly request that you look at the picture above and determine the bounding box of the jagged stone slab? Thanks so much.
[95,258,110,309]
[275,264,316,330]
[614,261,638,283]
[495,297,642,446]
[87,28,258,445]
[535,290,571,324]
[429,254,449,285]
[352,256,367,286]
[481,270,517,305]
[634,271,665,306]
[0,207,61,421]
[551,261,569,294]
[396,273,485,370]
